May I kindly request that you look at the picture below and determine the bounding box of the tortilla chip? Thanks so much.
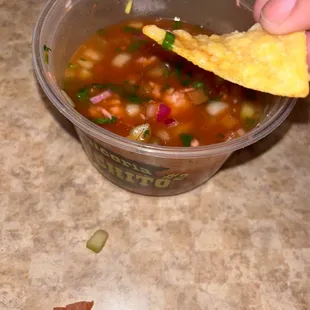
[142,24,309,98]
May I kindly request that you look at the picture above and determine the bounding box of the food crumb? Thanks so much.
[125,0,133,14]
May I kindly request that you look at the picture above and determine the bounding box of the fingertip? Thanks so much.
[253,3,261,21]
[253,0,270,22]
[259,14,286,34]
[306,32,310,70]
[262,0,296,24]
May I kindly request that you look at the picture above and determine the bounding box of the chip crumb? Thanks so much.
[125,0,133,14]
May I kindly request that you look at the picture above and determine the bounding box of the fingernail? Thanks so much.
[306,32,310,72]
[261,0,297,25]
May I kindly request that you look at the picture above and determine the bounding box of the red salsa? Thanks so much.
[64,18,264,147]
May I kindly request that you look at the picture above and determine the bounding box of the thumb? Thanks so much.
[307,32,310,68]
[259,0,310,34]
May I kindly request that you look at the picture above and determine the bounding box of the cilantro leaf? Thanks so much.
[181,79,191,86]
[217,133,225,139]
[92,83,122,94]
[76,88,89,101]
[43,45,51,64]
[244,118,257,130]
[192,81,205,89]
[68,63,78,69]
[172,20,181,29]
[174,64,183,80]
[92,83,107,89]
[162,31,175,50]
[163,69,170,78]
[92,116,118,124]
[143,129,150,139]
[127,40,148,52]
[162,84,170,92]
[96,28,105,35]
[124,26,140,33]
[180,134,193,147]
[127,95,144,104]
[43,45,52,52]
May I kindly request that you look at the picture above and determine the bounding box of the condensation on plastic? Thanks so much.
[32,0,296,196]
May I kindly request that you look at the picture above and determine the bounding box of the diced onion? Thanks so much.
[83,49,103,61]
[240,102,255,119]
[86,229,109,253]
[127,123,151,142]
[128,21,144,29]
[146,103,157,119]
[136,56,157,66]
[164,118,178,128]
[79,69,92,80]
[147,66,165,78]
[110,105,124,117]
[65,69,75,79]
[156,129,170,142]
[149,137,161,145]
[220,114,238,129]
[112,53,132,68]
[173,123,193,136]
[190,138,200,147]
[90,90,112,104]
[100,108,113,119]
[78,59,94,69]
[206,101,228,116]
[182,87,195,93]
[237,128,246,136]
[157,103,171,122]
[187,89,208,105]
[126,104,141,116]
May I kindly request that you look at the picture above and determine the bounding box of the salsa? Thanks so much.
[64,18,264,147]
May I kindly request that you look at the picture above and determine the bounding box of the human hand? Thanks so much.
[254,0,310,68]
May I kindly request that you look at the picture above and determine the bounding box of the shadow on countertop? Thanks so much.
[35,78,79,141]
[222,98,310,171]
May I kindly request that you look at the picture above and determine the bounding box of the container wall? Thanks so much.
[46,0,255,84]
[35,0,293,196]
[76,128,230,196]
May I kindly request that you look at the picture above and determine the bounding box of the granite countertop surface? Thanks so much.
[1,1,310,309]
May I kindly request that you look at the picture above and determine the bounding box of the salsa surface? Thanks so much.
[64,18,263,147]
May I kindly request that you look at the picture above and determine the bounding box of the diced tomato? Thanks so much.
[110,105,126,119]
[88,105,104,118]
[220,114,238,129]
[163,89,192,116]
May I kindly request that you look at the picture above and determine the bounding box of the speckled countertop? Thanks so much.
[1,1,310,310]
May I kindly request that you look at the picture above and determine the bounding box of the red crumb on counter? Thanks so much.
[54,301,94,310]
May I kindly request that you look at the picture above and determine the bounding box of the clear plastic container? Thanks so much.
[32,0,296,196]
